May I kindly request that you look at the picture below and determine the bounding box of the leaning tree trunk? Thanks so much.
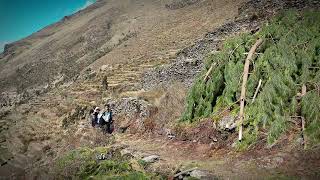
[238,39,263,141]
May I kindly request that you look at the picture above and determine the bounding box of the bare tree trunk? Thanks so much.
[301,84,306,96]
[203,63,216,82]
[301,84,307,149]
[238,39,263,141]
[301,116,307,149]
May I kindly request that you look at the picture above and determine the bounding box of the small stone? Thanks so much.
[231,141,237,148]
[142,155,160,163]
[273,156,284,164]
[120,149,134,157]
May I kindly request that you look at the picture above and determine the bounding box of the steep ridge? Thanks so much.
[1,0,320,179]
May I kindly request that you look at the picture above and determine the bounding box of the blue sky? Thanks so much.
[0,0,96,52]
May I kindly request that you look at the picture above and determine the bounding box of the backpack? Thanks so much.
[97,113,103,124]
[102,112,111,123]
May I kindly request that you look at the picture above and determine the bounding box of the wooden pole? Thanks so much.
[301,116,307,149]
[301,84,306,96]
[238,39,263,141]
[301,84,307,149]
[252,79,262,103]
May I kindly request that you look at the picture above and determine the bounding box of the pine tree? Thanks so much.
[181,10,320,148]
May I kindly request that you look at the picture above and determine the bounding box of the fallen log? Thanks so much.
[238,39,263,141]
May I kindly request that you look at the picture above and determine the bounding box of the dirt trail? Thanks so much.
[114,134,261,179]
[114,133,320,179]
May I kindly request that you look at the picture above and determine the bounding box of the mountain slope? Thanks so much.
[0,0,245,178]
[0,0,243,105]
[1,0,320,179]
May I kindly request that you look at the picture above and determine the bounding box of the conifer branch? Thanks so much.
[213,99,240,117]
[228,43,243,61]
[308,67,320,69]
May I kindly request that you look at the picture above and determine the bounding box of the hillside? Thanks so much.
[1,0,320,179]
[0,0,242,105]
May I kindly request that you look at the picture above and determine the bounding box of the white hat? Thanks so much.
[94,107,100,112]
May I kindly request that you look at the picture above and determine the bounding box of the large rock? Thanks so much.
[107,97,155,132]
[108,97,152,118]
[142,155,160,163]
[189,170,218,180]
[141,57,203,90]
[218,115,237,131]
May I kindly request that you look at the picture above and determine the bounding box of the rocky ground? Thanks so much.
[1,0,320,179]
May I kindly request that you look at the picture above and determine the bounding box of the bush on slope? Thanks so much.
[181,10,320,148]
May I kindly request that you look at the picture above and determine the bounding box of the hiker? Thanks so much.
[91,107,100,127]
[88,107,94,126]
[100,104,113,134]
[97,109,106,128]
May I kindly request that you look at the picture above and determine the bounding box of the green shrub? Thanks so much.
[54,147,163,179]
[181,10,320,148]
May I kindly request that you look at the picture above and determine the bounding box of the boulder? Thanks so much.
[108,97,152,118]
[218,115,237,131]
[142,155,160,163]
[189,170,218,180]
[120,149,134,157]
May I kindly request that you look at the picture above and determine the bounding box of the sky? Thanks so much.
[0,0,96,53]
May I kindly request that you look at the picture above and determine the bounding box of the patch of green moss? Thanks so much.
[54,147,164,179]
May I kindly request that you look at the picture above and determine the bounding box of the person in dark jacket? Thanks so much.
[91,107,100,127]
[100,104,113,134]
[106,105,113,134]
[98,110,106,128]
